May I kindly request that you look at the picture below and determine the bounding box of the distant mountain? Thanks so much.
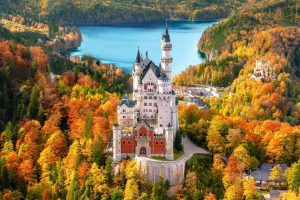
[0,0,246,25]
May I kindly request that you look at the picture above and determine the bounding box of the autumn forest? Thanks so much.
[0,0,300,200]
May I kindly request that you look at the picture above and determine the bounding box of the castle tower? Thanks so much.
[165,125,174,160]
[113,124,122,162]
[133,48,142,100]
[161,25,173,79]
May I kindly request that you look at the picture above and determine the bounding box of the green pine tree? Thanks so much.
[111,187,123,200]
[37,104,45,124]
[83,111,93,139]
[174,131,183,152]
[67,171,80,200]
[91,136,106,166]
[104,156,114,187]
[26,85,39,119]
[151,175,168,200]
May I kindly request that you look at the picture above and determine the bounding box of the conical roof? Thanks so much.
[135,48,141,63]
[162,26,171,42]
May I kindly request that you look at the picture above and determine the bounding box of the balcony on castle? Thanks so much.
[121,131,133,137]
[161,44,172,50]
[154,133,165,138]
[161,57,173,62]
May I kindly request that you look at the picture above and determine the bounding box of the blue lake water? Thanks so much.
[71,21,216,75]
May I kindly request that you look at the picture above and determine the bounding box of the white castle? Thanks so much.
[251,59,277,80]
[113,26,179,162]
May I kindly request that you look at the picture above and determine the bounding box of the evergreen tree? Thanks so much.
[91,136,106,166]
[18,177,27,197]
[151,175,168,200]
[80,182,91,200]
[67,171,80,200]
[37,104,45,124]
[84,111,93,139]
[48,20,58,38]
[26,85,39,119]
[1,82,9,112]
[0,166,10,189]
[50,161,67,199]
[3,121,13,141]
[111,187,123,200]
[174,131,183,152]
[104,156,114,186]
[16,97,25,121]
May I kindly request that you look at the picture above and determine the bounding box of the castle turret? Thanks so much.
[133,48,142,100]
[113,124,122,162]
[165,125,174,160]
[161,25,173,79]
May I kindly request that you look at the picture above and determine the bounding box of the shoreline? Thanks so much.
[66,20,216,75]
[59,18,222,27]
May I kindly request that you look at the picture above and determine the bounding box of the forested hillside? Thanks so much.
[174,0,299,87]
[173,0,300,124]
[0,0,246,25]
[174,6,300,198]
[172,3,300,197]
[1,1,300,199]
[0,15,82,52]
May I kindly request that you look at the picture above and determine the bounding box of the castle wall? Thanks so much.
[121,137,136,154]
[136,157,186,186]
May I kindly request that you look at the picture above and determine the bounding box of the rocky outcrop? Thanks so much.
[47,27,82,52]
[197,25,221,61]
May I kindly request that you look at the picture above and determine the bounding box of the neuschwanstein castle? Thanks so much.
[113,26,179,162]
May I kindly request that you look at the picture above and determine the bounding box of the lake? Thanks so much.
[71,21,216,75]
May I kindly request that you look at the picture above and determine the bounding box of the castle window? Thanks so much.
[154,103,157,106]
[160,124,163,127]
[123,116,126,119]
[149,103,152,106]
[144,96,147,99]
[144,103,147,106]
[154,96,157,99]
[149,109,152,112]
[128,141,131,144]
[149,96,152,99]
[140,133,142,136]
[156,142,158,144]
[123,109,126,112]
[123,141,125,144]
[161,142,163,144]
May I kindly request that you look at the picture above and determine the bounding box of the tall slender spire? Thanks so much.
[135,47,141,63]
[162,20,170,42]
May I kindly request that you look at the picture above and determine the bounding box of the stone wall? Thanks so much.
[136,155,193,186]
